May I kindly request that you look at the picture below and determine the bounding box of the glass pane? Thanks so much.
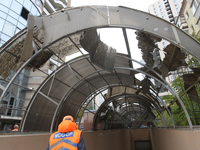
[7,16,17,25]
[1,33,11,42]
[0,10,7,18]
[15,28,20,34]
[24,0,32,11]
[21,6,29,20]
[30,5,38,16]
[198,20,200,28]
[17,21,25,29]
[16,0,24,5]
[36,11,40,16]
[0,18,5,31]
[1,40,5,44]
[9,10,19,20]
[11,0,22,14]
[191,4,196,15]
[3,22,15,37]
[18,16,27,25]
[0,0,12,7]
[0,43,2,47]
[0,4,9,13]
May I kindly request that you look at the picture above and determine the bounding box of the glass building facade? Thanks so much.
[0,0,41,130]
[0,0,41,47]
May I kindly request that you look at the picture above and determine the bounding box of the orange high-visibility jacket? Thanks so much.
[49,120,82,150]
[49,130,82,150]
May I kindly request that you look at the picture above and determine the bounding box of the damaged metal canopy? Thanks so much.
[80,29,116,72]
[0,6,200,131]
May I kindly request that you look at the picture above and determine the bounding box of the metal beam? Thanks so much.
[30,6,200,61]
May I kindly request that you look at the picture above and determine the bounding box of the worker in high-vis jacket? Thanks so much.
[46,115,86,150]
[11,124,19,131]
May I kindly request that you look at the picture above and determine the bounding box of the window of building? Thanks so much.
[11,0,22,15]
[16,0,24,5]
[19,15,27,25]
[185,11,189,20]
[0,18,5,31]
[194,0,200,4]
[7,97,15,116]
[161,12,166,19]
[2,22,15,37]
[162,39,167,48]
[173,0,178,4]
[177,17,181,27]
[191,24,195,33]
[17,21,25,30]
[153,4,158,16]
[0,10,7,18]
[15,28,20,34]
[20,6,29,20]
[197,17,200,28]
[1,33,11,42]
[24,0,32,11]
[162,15,166,19]
[158,2,162,8]
[19,73,24,80]
[0,5,9,13]
[191,0,198,15]
[176,7,180,14]
[1,0,12,7]
[9,10,19,19]
[7,16,17,25]
[30,4,38,16]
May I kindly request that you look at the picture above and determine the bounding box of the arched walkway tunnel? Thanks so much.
[0,5,200,150]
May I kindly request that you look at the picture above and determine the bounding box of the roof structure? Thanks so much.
[0,6,200,132]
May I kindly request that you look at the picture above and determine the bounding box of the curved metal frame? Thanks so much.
[1,6,199,131]
[22,54,179,132]
[11,52,193,131]
[92,93,166,130]
[31,6,200,60]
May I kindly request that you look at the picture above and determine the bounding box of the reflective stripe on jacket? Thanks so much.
[49,130,82,150]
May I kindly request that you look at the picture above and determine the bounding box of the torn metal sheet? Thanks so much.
[182,69,200,104]
[80,29,116,72]
[20,14,34,62]
[27,6,200,61]
[163,44,187,71]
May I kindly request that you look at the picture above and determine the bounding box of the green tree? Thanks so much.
[158,32,200,127]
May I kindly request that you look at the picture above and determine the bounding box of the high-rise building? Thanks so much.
[0,0,41,47]
[148,0,184,95]
[188,0,200,31]
[148,0,200,100]
[148,0,183,24]
[148,0,183,59]
[0,0,43,130]
[0,0,70,131]
[181,0,200,36]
